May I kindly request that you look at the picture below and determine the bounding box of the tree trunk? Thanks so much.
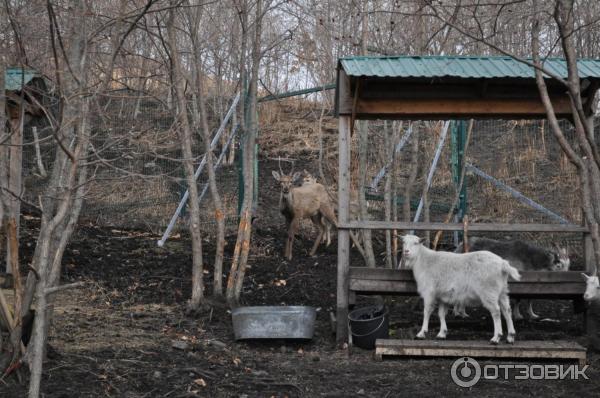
[227,0,264,305]
[531,0,600,273]
[404,126,420,222]
[0,63,7,268]
[357,1,376,268]
[167,4,205,311]
[194,53,226,298]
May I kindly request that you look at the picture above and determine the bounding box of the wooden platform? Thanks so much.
[375,339,587,366]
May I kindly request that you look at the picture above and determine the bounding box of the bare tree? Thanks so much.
[227,0,268,305]
[531,0,600,272]
[186,0,227,297]
[166,2,206,311]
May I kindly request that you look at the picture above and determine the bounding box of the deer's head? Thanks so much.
[272,170,300,194]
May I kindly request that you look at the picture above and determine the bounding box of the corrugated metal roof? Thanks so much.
[5,67,41,91]
[339,55,600,79]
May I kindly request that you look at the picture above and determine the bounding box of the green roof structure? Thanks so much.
[339,55,600,79]
[335,55,600,120]
[4,67,43,91]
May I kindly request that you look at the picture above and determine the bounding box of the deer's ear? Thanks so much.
[292,171,301,181]
[272,170,280,181]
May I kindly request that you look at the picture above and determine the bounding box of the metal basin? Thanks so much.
[231,306,316,340]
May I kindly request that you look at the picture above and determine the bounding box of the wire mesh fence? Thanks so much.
[358,118,592,266]
[20,92,241,237]
[18,90,597,263]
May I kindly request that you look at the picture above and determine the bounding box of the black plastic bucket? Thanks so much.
[348,305,389,350]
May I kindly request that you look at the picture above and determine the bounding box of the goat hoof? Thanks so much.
[490,337,500,345]
[436,332,447,339]
[415,331,427,339]
[507,334,515,344]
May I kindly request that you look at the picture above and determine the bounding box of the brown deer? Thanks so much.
[272,168,337,260]
[301,170,332,246]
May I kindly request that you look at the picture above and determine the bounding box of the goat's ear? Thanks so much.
[582,273,591,281]
[272,170,280,181]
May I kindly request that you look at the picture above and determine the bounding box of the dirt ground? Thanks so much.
[3,158,600,397]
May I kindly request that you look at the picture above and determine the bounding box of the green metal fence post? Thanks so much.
[451,120,468,241]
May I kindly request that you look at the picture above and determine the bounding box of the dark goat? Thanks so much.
[455,237,570,319]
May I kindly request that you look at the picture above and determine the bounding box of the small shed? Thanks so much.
[4,67,49,125]
[2,67,51,275]
[334,55,600,342]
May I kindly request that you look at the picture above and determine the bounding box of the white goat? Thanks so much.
[582,273,600,302]
[402,234,521,344]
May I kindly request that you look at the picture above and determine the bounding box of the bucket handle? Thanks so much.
[350,316,386,338]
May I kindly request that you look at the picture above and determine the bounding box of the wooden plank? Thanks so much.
[348,268,585,297]
[378,339,585,351]
[509,283,585,296]
[349,279,418,294]
[349,268,414,281]
[357,80,568,101]
[339,221,587,233]
[349,280,583,297]
[375,339,586,365]
[349,268,586,283]
[342,97,573,119]
[336,115,351,344]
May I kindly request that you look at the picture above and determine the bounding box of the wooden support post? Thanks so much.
[337,115,351,344]
[583,229,595,337]
[462,215,469,253]
[584,232,594,275]
[7,117,23,275]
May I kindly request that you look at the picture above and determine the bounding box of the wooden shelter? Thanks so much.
[3,67,50,273]
[334,55,600,342]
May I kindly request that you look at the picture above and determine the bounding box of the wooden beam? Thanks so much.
[339,97,573,119]
[339,221,587,233]
[7,116,23,274]
[349,268,586,282]
[375,339,587,366]
[336,115,351,344]
[348,268,586,297]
